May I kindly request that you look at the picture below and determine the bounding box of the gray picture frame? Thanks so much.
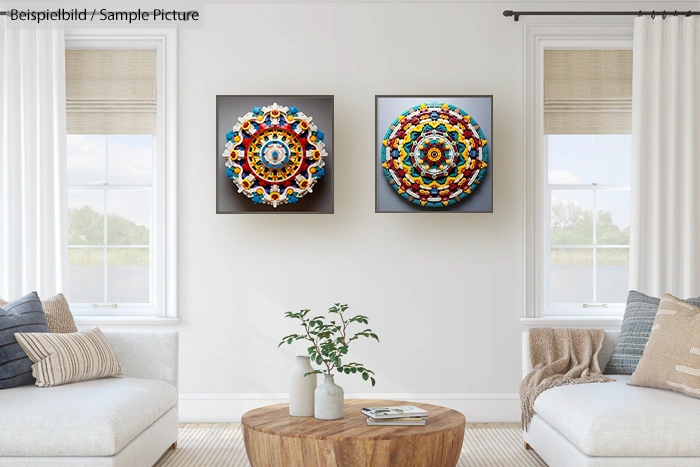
[375,95,494,214]
[216,95,335,214]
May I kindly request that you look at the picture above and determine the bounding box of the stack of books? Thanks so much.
[361,405,429,426]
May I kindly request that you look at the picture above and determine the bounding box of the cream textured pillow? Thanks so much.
[14,327,123,387]
[0,293,77,333]
[629,293,700,398]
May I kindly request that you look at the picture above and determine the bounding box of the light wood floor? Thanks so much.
[180,422,520,429]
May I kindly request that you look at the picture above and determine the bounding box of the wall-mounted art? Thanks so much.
[217,95,334,214]
[375,96,493,213]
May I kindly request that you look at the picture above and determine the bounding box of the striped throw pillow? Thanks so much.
[0,293,77,334]
[14,327,123,387]
[0,292,51,389]
[629,294,700,399]
[605,291,700,374]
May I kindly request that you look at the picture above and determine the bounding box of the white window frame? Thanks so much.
[65,29,178,323]
[522,25,632,328]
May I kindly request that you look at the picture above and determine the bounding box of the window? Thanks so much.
[546,134,631,313]
[65,30,177,319]
[541,49,632,316]
[523,27,634,321]
[67,134,154,309]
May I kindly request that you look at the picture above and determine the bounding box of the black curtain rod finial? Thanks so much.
[502,10,520,21]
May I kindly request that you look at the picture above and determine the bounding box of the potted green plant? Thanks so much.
[279,303,380,420]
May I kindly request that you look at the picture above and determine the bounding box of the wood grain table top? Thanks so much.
[241,399,466,441]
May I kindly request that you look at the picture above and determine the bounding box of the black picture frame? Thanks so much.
[216,95,335,214]
[375,95,494,213]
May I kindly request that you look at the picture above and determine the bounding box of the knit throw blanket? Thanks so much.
[520,328,614,431]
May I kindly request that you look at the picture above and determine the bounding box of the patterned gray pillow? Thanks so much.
[0,292,50,389]
[605,291,700,374]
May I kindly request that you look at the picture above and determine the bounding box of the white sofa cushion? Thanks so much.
[0,377,177,457]
[534,375,700,457]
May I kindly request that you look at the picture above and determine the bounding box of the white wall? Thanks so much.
[102,0,696,422]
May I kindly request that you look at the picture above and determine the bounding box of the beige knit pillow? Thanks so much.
[0,293,77,333]
[14,327,123,387]
[629,293,700,398]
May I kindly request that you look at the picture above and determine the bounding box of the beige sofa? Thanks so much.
[522,331,700,467]
[0,331,179,467]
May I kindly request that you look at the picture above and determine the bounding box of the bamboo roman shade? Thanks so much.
[544,50,632,134]
[66,50,156,134]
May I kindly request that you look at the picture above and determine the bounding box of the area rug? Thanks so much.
[156,425,546,466]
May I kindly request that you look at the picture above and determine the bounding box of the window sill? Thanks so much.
[520,316,622,330]
[74,316,181,326]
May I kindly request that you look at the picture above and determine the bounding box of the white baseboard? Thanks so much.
[179,393,520,423]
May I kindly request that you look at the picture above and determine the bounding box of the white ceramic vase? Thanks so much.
[289,356,317,417]
[314,374,344,420]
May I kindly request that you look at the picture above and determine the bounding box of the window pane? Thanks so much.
[594,135,631,186]
[551,248,593,303]
[551,190,593,245]
[548,135,592,184]
[68,248,104,303]
[597,248,630,303]
[106,248,149,304]
[106,190,150,245]
[67,135,106,185]
[596,191,630,245]
[107,135,154,185]
[68,190,104,245]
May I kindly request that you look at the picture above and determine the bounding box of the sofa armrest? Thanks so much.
[103,331,179,390]
[522,330,620,378]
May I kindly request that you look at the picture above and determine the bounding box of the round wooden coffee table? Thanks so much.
[241,399,465,467]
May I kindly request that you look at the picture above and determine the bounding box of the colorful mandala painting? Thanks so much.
[381,102,488,208]
[222,103,328,208]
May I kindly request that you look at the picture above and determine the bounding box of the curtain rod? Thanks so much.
[503,10,700,22]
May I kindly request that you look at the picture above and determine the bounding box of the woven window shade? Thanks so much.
[66,50,156,134]
[544,50,632,134]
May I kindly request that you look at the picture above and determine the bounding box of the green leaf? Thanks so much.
[344,367,351,374]
[335,357,341,367]
[316,355,323,365]
[351,368,357,373]
[370,377,376,386]
[287,337,293,345]
[362,372,369,381]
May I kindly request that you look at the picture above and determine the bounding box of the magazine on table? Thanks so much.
[366,417,426,426]
[361,405,429,420]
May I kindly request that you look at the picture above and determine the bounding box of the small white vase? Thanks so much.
[314,374,344,420]
[289,356,317,417]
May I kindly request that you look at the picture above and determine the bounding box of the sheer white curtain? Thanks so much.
[630,17,700,297]
[0,20,68,300]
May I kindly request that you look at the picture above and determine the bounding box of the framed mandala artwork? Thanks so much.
[375,96,493,213]
[216,95,334,214]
